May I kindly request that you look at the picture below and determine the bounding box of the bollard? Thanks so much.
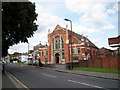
[68,65,71,70]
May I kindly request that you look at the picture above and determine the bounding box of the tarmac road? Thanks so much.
[4,63,119,89]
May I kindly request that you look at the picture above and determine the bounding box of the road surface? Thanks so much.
[4,63,119,89]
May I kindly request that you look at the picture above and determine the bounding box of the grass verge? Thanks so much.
[73,67,120,74]
[16,62,28,65]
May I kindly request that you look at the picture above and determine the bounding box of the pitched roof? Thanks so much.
[52,25,98,48]
[73,32,98,48]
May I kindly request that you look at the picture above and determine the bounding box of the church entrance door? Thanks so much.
[55,53,60,64]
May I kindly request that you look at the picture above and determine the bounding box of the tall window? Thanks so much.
[77,48,81,54]
[52,36,64,50]
[53,40,54,50]
[71,48,74,55]
[93,49,95,55]
[46,51,48,56]
[41,51,44,56]
[62,39,64,48]
[90,49,92,56]
[55,38,60,49]
[62,52,65,59]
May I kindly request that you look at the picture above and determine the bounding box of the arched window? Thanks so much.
[55,38,60,49]
[52,36,64,50]
[62,39,64,48]
[53,39,54,50]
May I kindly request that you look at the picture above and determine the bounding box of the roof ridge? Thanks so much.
[73,32,98,48]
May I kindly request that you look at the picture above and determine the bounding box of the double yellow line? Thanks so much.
[7,72,29,90]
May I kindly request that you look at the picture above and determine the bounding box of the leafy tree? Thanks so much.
[13,52,20,56]
[2,2,38,56]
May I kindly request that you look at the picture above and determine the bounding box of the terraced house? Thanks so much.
[33,25,98,64]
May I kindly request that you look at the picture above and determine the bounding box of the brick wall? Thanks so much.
[66,56,120,70]
[79,60,88,67]
[88,56,120,69]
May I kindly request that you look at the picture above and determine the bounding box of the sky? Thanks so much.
[8,0,120,54]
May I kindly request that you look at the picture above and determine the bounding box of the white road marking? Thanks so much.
[67,79,108,89]
[42,73,57,78]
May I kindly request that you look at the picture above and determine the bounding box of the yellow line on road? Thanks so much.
[7,72,29,90]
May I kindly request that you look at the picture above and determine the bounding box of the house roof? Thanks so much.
[73,32,98,48]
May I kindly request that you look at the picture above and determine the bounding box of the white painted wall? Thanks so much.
[21,55,28,63]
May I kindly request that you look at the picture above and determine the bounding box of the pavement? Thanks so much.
[36,66,120,81]
[0,64,24,89]
[2,72,16,89]
[0,64,16,89]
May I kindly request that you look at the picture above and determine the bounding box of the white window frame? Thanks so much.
[77,48,81,54]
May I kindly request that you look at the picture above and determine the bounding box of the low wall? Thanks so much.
[43,64,55,68]
[43,56,119,70]
[66,60,88,69]
[66,62,79,69]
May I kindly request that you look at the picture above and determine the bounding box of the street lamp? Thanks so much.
[28,42,29,64]
[64,18,73,69]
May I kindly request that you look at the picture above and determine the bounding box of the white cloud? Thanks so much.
[72,23,98,35]
[106,9,116,14]
[65,0,119,3]
[113,3,118,11]
[65,0,116,31]
[100,22,115,30]
[8,43,29,54]
[29,0,64,3]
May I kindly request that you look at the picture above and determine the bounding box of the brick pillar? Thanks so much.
[47,45,51,63]
[65,44,70,63]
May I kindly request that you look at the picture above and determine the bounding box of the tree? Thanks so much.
[2,2,38,56]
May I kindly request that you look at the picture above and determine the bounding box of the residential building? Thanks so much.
[98,47,115,58]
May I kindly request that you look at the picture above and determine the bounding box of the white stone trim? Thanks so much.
[80,47,85,49]
[87,48,90,50]
[48,43,50,46]
[69,43,84,46]
[39,48,47,50]
[82,53,85,55]
[81,42,84,45]
[66,39,69,44]
[110,43,120,47]
[81,38,84,41]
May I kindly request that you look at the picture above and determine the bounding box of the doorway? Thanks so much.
[55,53,60,64]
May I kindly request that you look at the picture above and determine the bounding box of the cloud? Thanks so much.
[106,9,116,14]
[65,0,116,31]
[29,0,64,3]
[8,43,28,54]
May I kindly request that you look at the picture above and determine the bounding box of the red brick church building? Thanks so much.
[33,25,98,64]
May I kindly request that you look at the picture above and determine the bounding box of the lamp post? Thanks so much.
[64,18,73,69]
[28,42,29,64]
